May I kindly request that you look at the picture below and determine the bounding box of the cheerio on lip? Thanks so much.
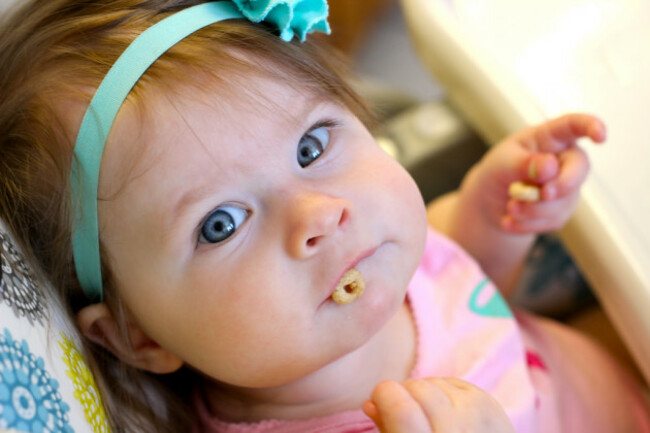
[331,268,365,304]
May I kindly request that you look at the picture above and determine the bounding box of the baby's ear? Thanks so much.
[76,303,183,374]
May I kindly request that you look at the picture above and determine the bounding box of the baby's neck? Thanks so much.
[201,301,416,424]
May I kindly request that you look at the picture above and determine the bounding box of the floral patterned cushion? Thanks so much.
[0,219,110,433]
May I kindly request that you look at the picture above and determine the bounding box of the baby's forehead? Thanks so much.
[143,68,327,125]
[100,75,331,195]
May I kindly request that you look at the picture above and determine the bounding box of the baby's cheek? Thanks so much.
[390,166,427,228]
[189,306,309,388]
[377,162,428,265]
[377,155,423,197]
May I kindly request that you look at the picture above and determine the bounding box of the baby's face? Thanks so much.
[98,75,427,388]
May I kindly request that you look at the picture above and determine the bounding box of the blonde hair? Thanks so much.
[0,0,371,431]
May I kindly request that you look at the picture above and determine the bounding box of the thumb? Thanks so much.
[492,143,559,186]
[363,400,382,426]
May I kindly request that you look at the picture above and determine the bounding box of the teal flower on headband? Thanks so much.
[232,0,331,41]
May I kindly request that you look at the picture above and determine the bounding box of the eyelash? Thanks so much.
[309,119,340,141]
[311,118,339,131]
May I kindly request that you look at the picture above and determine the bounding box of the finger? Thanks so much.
[369,380,432,433]
[402,378,455,429]
[506,192,579,221]
[437,377,480,392]
[362,400,383,429]
[541,146,590,201]
[437,378,516,433]
[502,214,570,234]
[487,141,545,187]
[423,378,502,432]
[501,197,579,233]
[512,113,606,154]
[489,145,559,188]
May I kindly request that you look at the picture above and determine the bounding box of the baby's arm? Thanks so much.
[427,114,606,296]
[363,378,515,433]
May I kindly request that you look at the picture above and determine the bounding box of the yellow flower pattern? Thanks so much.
[58,333,111,433]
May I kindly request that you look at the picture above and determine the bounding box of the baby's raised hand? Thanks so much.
[363,378,515,433]
[489,114,606,234]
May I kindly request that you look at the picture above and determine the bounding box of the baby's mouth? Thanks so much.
[331,268,365,305]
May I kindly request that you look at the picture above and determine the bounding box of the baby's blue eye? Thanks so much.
[200,206,247,244]
[297,126,330,168]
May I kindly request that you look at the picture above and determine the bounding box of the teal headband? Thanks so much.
[71,0,330,301]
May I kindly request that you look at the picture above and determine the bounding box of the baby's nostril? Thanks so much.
[338,208,349,227]
[306,237,317,247]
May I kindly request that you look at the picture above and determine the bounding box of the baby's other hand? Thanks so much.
[497,114,606,234]
[363,378,515,433]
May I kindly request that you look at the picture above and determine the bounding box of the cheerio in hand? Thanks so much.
[508,181,540,202]
[332,268,366,304]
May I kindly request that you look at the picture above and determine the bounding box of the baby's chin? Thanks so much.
[344,275,409,343]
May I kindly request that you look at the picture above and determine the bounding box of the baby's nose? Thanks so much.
[284,192,353,259]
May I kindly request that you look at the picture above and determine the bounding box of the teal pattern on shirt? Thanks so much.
[468,278,512,318]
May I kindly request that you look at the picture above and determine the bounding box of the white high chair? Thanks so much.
[400,0,650,383]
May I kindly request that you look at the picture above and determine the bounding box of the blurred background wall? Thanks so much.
[328,0,442,101]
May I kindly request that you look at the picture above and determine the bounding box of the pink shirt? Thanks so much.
[193,229,650,432]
